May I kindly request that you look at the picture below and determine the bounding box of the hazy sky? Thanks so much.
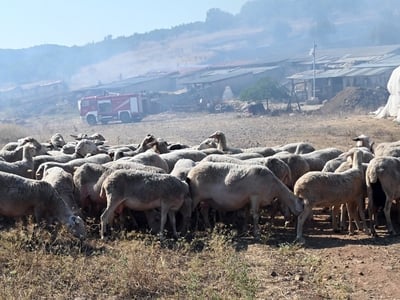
[0,0,248,49]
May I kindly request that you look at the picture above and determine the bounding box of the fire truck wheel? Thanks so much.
[86,115,97,125]
[120,112,131,123]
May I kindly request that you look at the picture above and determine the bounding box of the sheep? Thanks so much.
[272,152,310,189]
[0,136,46,162]
[228,152,263,160]
[73,162,109,216]
[99,169,190,239]
[208,131,243,154]
[122,150,169,173]
[300,147,344,171]
[322,146,374,172]
[112,134,157,160]
[186,161,303,238]
[48,133,66,150]
[202,154,292,188]
[33,139,106,174]
[365,156,400,236]
[170,158,196,181]
[195,138,218,150]
[372,141,400,157]
[35,153,112,179]
[273,142,315,154]
[0,143,37,178]
[0,170,86,239]
[352,134,373,151]
[160,149,207,172]
[42,166,79,214]
[293,149,369,244]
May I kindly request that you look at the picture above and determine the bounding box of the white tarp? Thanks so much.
[374,65,400,121]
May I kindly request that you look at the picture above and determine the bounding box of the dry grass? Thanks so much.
[0,224,258,299]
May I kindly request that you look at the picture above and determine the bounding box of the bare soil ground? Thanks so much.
[6,108,400,299]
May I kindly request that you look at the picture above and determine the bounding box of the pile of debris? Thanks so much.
[318,86,389,114]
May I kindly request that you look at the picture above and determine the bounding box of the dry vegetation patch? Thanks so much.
[1,111,400,299]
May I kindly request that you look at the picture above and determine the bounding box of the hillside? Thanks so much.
[1,0,400,90]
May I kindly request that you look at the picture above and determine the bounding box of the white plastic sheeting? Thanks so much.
[375,65,400,121]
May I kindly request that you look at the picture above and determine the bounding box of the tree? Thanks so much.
[239,77,289,110]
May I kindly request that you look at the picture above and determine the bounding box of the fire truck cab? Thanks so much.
[78,93,145,125]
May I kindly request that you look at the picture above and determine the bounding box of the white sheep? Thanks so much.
[42,166,79,214]
[35,153,112,179]
[0,136,46,162]
[99,169,190,239]
[0,170,86,239]
[160,149,207,172]
[208,131,243,154]
[186,161,303,238]
[273,142,315,154]
[0,143,37,178]
[294,149,369,244]
[300,147,344,171]
[365,156,400,236]
[73,162,111,217]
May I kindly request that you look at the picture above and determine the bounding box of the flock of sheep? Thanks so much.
[0,129,399,245]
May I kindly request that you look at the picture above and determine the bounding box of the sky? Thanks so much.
[0,0,248,49]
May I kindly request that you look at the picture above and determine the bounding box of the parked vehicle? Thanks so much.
[78,93,145,125]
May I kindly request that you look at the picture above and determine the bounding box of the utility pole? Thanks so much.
[311,42,317,99]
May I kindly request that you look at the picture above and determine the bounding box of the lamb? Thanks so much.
[100,169,190,239]
[186,161,303,238]
[42,166,79,214]
[294,149,369,244]
[365,156,400,236]
[0,170,86,239]
[0,143,37,178]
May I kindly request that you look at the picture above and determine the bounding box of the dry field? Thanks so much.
[1,110,400,299]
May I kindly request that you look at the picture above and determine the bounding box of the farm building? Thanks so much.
[176,64,284,101]
[287,44,400,102]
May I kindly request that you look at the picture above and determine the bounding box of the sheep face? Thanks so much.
[67,215,87,240]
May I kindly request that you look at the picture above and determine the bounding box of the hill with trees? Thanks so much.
[1,0,400,89]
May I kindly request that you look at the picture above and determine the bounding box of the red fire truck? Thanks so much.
[78,93,145,125]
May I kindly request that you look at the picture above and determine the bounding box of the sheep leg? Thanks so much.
[249,195,260,239]
[346,202,357,235]
[295,204,312,244]
[384,197,396,235]
[340,204,347,231]
[332,205,341,232]
[159,203,168,239]
[100,198,123,239]
[168,210,178,238]
[357,197,370,235]
[367,186,378,237]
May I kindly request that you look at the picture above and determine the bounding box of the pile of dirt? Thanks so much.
[318,86,389,114]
